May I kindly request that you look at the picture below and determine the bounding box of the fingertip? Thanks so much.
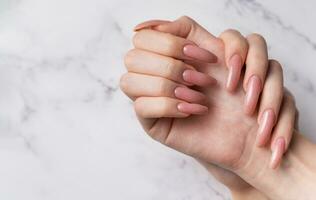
[174,86,206,103]
[256,109,276,147]
[183,69,217,87]
[177,102,209,115]
[183,44,218,63]
[269,137,285,169]
[226,54,242,92]
[244,75,262,115]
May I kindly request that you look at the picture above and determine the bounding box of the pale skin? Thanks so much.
[120,16,316,199]
[122,16,291,199]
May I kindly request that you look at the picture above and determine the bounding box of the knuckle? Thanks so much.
[124,49,138,68]
[163,58,181,78]
[269,59,283,73]
[164,36,178,54]
[119,73,131,92]
[179,15,194,23]
[157,78,169,95]
[132,31,144,47]
[134,97,146,116]
[247,33,266,44]
[221,29,241,37]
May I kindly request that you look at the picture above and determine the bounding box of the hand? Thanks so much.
[120,16,296,190]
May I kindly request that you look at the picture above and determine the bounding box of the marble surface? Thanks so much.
[0,0,315,199]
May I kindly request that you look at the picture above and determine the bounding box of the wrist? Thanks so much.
[236,131,316,200]
[231,187,269,200]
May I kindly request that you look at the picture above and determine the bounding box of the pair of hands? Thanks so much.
[120,16,297,194]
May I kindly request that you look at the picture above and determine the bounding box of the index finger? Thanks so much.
[133,29,217,63]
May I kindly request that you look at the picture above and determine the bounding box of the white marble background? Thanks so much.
[0,0,315,199]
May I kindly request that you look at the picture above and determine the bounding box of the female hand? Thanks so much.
[120,16,296,190]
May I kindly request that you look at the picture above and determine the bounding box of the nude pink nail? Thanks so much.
[256,109,276,147]
[174,87,206,103]
[269,137,285,169]
[183,44,217,63]
[183,69,217,86]
[244,75,262,115]
[226,54,242,92]
[177,102,208,115]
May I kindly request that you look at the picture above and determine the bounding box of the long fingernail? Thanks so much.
[269,137,285,169]
[174,87,206,103]
[256,109,276,147]
[177,102,208,115]
[226,54,242,92]
[183,44,217,63]
[134,20,171,31]
[244,75,261,115]
[183,69,217,86]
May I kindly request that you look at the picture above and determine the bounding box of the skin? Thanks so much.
[121,16,297,199]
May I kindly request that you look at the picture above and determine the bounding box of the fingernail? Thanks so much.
[183,69,217,86]
[177,102,208,115]
[174,87,206,103]
[226,54,242,92]
[269,137,285,169]
[256,109,276,147]
[134,20,171,31]
[244,75,262,115]
[183,44,217,63]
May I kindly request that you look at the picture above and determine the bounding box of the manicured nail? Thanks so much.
[226,54,242,92]
[183,69,217,86]
[183,44,217,63]
[177,102,208,115]
[134,20,171,31]
[174,87,206,103]
[244,75,262,115]
[269,137,285,169]
[256,109,276,147]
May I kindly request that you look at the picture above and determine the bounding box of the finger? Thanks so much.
[133,29,217,63]
[269,91,296,169]
[135,97,208,119]
[256,60,284,147]
[134,20,171,31]
[124,49,216,86]
[271,90,296,151]
[134,16,220,62]
[120,73,206,103]
[244,33,269,115]
[219,29,249,91]
[269,137,285,169]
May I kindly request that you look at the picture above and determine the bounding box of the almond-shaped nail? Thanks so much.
[177,102,208,115]
[256,109,276,147]
[174,87,206,103]
[269,137,285,169]
[183,44,217,63]
[134,20,171,31]
[244,75,262,115]
[183,69,217,86]
[226,54,242,91]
